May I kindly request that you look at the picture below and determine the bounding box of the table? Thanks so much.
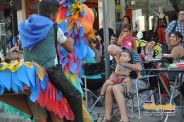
[143,68,184,122]
[146,58,161,62]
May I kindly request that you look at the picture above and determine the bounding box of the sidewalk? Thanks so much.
[0,101,183,122]
[0,109,31,122]
[89,101,184,122]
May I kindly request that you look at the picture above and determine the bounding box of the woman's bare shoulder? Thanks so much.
[171,46,184,57]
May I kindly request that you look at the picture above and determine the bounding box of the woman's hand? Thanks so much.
[96,35,102,41]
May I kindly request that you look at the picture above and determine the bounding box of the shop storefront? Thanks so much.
[0,0,21,56]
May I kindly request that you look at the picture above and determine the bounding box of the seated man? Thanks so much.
[104,44,146,122]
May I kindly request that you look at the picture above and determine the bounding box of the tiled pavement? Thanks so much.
[89,100,184,122]
[0,109,31,122]
[0,100,184,122]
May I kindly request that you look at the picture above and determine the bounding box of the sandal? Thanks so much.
[99,95,105,101]
[104,118,112,122]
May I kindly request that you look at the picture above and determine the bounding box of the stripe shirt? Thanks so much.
[128,49,146,76]
[165,20,184,43]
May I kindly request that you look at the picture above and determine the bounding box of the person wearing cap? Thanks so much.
[18,0,82,122]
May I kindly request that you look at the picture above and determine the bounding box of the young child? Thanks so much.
[117,24,137,51]
[109,34,118,71]
[101,49,133,98]
[10,49,20,63]
[100,44,142,99]
[110,34,118,45]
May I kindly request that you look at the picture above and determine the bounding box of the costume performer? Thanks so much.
[0,61,74,120]
[56,0,96,121]
[0,0,95,122]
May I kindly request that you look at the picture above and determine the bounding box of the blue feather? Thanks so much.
[17,65,30,87]
[0,70,11,91]
[57,91,62,101]
[29,77,40,102]
[26,66,36,88]
[66,10,71,17]
[12,72,24,91]
[0,82,4,95]
[75,40,87,59]
[70,62,77,73]
[40,74,48,91]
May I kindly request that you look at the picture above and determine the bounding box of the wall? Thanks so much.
[17,0,26,25]
[85,0,99,31]
[17,0,39,25]
[98,0,116,32]
[25,0,39,18]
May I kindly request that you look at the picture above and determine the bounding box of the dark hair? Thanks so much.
[121,24,131,31]
[111,34,118,38]
[94,38,101,50]
[122,16,131,24]
[148,39,157,45]
[171,31,183,43]
[120,49,132,63]
[38,0,60,18]
[11,49,19,53]
[179,10,184,13]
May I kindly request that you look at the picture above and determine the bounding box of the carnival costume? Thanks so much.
[56,0,95,121]
[0,0,95,121]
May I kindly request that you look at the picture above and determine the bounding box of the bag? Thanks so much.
[46,24,83,121]
[46,65,75,96]
[46,65,63,89]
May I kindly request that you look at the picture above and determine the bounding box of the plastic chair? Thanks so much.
[153,42,162,58]
[112,75,159,120]
[82,62,105,110]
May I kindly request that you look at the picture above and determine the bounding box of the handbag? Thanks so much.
[45,23,77,97]
[46,23,63,88]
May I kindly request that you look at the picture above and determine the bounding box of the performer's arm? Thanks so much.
[57,28,74,53]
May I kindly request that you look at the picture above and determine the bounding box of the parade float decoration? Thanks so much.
[0,61,74,120]
[56,0,96,121]
[0,0,95,121]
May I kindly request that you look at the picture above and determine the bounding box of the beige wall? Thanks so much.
[98,0,116,31]
[17,0,26,25]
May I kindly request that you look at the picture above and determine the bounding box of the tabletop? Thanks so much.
[143,68,184,73]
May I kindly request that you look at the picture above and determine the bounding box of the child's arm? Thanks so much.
[10,45,18,53]
[117,32,124,46]
[115,64,130,76]
[136,72,142,79]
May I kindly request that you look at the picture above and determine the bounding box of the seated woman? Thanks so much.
[137,39,157,58]
[104,44,144,122]
[83,38,103,106]
[163,32,184,97]
[163,31,184,58]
